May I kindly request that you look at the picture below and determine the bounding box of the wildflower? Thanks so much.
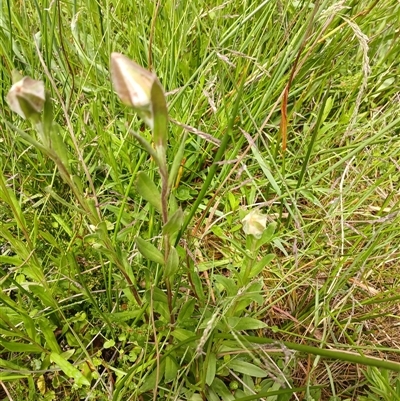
[242,210,268,239]
[6,74,45,119]
[110,52,155,128]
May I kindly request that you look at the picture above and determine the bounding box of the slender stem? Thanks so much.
[242,236,257,285]
[159,159,175,326]
[215,333,400,372]
[165,279,175,326]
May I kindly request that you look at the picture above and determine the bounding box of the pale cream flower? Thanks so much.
[242,210,267,238]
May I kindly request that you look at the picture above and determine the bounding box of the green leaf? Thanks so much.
[162,208,184,236]
[192,270,205,301]
[104,339,115,349]
[139,360,165,393]
[136,236,164,265]
[243,374,255,395]
[145,287,168,304]
[44,186,86,214]
[136,172,162,212]
[151,78,168,150]
[0,340,42,353]
[0,172,27,232]
[171,328,197,342]
[0,255,23,266]
[226,317,267,331]
[154,301,170,322]
[60,349,75,361]
[164,246,180,278]
[168,133,187,189]
[144,289,169,321]
[39,230,59,248]
[164,355,178,383]
[228,360,268,378]
[255,222,276,249]
[206,389,221,401]
[210,377,235,401]
[105,310,143,322]
[93,221,110,244]
[20,314,37,342]
[248,254,274,278]
[214,275,238,297]
[234,281,264,313]
[177,298,196,324]
[50,353,90,386]
[30,284,58,309]
[49,128,71,174]
[42,91,53,141]
[206,353,217,385]
[232,389,246,398]
[51,213,72,237]
[299,189,323,208]
[322,96,333,123]
[38,318,62,353]
[129,129,159,162]
[0,358,27,371]
[0,373,29,381]
[191,394,206,401]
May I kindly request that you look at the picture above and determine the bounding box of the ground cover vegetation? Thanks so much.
[0,0,400,400]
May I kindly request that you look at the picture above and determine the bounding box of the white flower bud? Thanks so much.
[242,210,268,239]
[110,52,155,128]
[6,76,45,119]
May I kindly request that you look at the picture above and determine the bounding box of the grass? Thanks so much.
[0,0,400,400]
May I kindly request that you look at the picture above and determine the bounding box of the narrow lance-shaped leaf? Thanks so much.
[206,353,217,386]
[38,318,62,354]
[0,340,42,353]
[164,246,179,278]
[227,360,268,378]
[150,77,168,151]
[50,353,90,386]
[226,317,268,331]
[41,90,53,145]
[164,355,178,383]
[248,253,275,278]
[255,222,276,249]
[145,287,168,304]
[136,237,164,265]
[49,127,71,174]
[136,171,162,212]
[168,132,187,189]
[211,377,235,401]
[162,208,184,236]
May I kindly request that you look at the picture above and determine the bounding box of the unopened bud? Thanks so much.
[110,52,155,128]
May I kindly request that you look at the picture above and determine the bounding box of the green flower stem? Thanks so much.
[215,333,400,372]
[150,78,175,325]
